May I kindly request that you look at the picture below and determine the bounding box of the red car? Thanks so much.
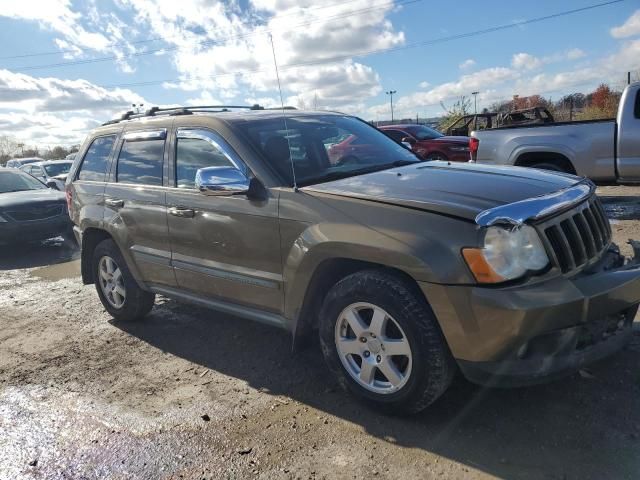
[378,124,471,162]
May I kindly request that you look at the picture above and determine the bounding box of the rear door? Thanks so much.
[165,127,283,314]
[104,129,175,288]
[617,87,640,179]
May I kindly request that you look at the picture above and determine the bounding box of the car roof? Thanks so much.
[89,108,348,137]
[30,159,73,166]
[379,124,427,129]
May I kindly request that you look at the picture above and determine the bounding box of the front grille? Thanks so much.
[541,196,611,273]
[6,205,64,222]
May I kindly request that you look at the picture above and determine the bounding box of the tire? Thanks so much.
[92,238,155,322]
[426,152,448,161]
[319,270,455,415]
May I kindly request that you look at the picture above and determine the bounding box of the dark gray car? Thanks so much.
[66,107,640,414]
[0,169,72,245]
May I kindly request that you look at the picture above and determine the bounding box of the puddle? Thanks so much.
[600,196,640,221]
[30,259,81,281]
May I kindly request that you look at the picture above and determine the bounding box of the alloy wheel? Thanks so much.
[98,256,126,309]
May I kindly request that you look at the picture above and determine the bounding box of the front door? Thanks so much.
[166,128,283,313]
[104,129,175,288]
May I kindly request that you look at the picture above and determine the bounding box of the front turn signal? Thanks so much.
[462,248,505,284]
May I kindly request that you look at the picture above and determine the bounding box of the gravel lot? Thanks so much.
[1,187,639,480]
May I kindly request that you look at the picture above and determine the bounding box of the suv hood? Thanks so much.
[303,161,580,221]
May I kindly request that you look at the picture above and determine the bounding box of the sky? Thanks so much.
[0,0,639,147]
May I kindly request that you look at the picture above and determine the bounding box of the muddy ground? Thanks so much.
[1,187,639,480]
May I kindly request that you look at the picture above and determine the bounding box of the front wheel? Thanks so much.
[319,270,455,415]
[93,239,155,322]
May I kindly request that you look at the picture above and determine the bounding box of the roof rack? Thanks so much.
[101,104,292,125]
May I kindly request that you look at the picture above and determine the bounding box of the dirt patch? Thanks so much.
[1,189,640,479]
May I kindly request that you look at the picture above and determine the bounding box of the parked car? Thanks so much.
[20,159,73,190]
[67,106,640,414]
[445,107,555,136]
[378,124,470,161]
[0,168,73,245]
[470,82,640,182]
[65,152,77,161]
[5,157,44,169]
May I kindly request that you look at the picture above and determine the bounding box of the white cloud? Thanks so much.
[566,48,586,60]
[0,0,137,72]
[611,10,640,38]
[0,69,145,145]
[458,59,476,70]
[118,0,404,107]
[511,52,543,70]
[418,81,430,89]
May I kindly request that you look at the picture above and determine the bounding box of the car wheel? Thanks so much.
[319,270,455,415]
[93,239,155,322]
[426,152,448,161]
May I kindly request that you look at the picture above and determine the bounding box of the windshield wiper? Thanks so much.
[302,160,417,186]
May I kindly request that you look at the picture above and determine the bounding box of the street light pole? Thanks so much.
[386,90,397,122]
[471,91,479,115]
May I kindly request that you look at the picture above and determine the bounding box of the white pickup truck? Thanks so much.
[470,82,640,183]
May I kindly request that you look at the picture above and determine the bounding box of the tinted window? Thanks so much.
[635,91,640,119]
[78,135,116,181]
[117,139,164,186]
[384,130,408,142]
[409,126,443,140]
[0,170,47,193]
[176,137,235,188]
[44,162,72,177]
[237,115,419,186]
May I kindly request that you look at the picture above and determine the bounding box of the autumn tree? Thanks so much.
[438,96,471,131]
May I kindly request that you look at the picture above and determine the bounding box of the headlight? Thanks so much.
[462,225,549,283]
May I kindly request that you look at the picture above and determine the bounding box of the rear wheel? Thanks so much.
[319,270,455,414]
[426,152,448,161]
[93,239,155,322]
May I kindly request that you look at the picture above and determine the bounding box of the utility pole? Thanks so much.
[472,91,479,115]
[386,90,397,122]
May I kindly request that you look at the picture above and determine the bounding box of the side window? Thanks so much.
[117,138,165,186]
[175,131,241,189]
[635,91,640,119]
[31,166,44,176]
[385,130,407,142]
[78,135,116,182]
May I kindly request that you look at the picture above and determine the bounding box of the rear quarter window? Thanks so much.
[78,135,117,182]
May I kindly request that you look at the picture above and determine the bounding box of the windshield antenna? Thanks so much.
[269,33,298,191]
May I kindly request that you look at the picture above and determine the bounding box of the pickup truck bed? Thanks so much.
[471,82,640,183]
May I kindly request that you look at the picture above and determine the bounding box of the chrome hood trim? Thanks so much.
[475,180,595,227]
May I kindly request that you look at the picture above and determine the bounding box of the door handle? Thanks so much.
[105,198,124,208]
[169,207,195,218]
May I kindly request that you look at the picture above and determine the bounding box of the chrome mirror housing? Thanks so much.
[401,141,413,150]
[195,166,250,196]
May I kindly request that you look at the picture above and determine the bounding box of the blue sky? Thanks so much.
[0,0,638,146]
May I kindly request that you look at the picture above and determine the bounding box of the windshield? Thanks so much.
[410,125,444,140]
[43,162,72,177]
[0,170,47,193]
[237,115,419,186]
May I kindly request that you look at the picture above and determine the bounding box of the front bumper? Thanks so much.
[421,245,640,387]
[0,216,72,244]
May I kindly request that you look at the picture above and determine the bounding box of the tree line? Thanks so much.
[0,136,79,166]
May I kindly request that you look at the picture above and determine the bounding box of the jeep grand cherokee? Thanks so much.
[66,106,640,414]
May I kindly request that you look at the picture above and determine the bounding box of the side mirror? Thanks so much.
[46,180,60,190]
[195,166,250,196]
[401,141,413,150]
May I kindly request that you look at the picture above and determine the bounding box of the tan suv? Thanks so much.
[66,106,640,414]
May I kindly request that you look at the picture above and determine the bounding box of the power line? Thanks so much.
[12,0,420,72]
[100,0,626,90]
[0,0,378,61]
